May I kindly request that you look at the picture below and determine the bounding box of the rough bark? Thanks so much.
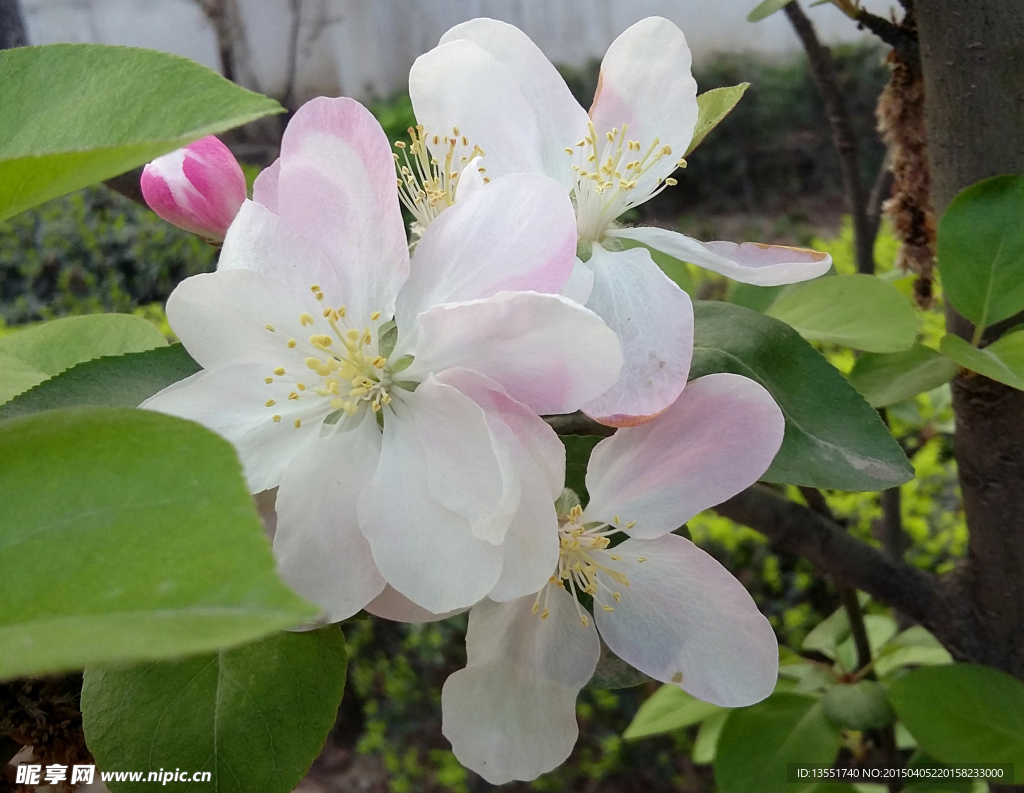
[917,0,1024,677]
[0,0,27,49]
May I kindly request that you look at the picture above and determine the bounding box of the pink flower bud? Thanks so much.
[141,136,246,242]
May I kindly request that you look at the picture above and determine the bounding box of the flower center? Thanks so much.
[394,125,486,233]
[532,504,646,626]
[569,120,682,245]
[262,286,412,428]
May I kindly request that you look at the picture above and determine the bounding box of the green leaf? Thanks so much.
[561,435,603,503]
[889,664,1024,765]
[686,84,750,157]
[0,314,167,406]
[0,344,200,420]
[715,693,842,793]
[0,44,283,220]
[937,175,1024,331]
[728,281,786,313]
[693,710,729,764]
[0,351,48,404]
[691,301,914,491]
[82,627,346,793]
[848,345,959,408]
[623,684,723,740]
[874,626,953,678]
[764,275,917,352]
[822,680,895,731]
[590,640,653,690]
[0,407,316,679]
[940,331,1024,390]
[618,237,695,295]
[748,0,794,23]
[801,604,854,659]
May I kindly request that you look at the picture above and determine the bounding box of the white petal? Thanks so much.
[274,414,386,622]
[165,268,323,371]
[395,173,577,342]
[276,97,409,324]
[442,589,600,784]
[252,157,280,212]
[218,200,347,302]
[405,376,519,545]
[143,363,319,493]
[358,397,503,613]
[403,292,623,416]
[439,18,589,190]
[366,585,468,623]
[561,258,595,305]
[435,368,565,499]
[609,226,832,286]
[410,39,546,182]
[454,155,487,203]
[594,534,778,707]
[580,244,693,426]
[584,373,785,538]
[590,17,698,196]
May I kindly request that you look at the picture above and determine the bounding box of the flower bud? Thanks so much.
[140,136,246,242]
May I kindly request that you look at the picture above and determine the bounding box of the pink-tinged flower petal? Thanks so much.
[276,97,409,325]
[589,18,698,196]
[407,377,520,545]
[442,589,600,784]
[594,534,778,707]
[580,244,693,427]
[403,292,623,416]
[366,585,468,623]
[584,373,785,538]
[561,258,595,305]
[410,39,546,181]
[141,135,246,242]
[609,226,833,286]
[252,157,280,212]
[438,18,590,190]
[395,173,577,342]
[218,200,347,300]
[142,363,319,493]
[274,415,386,622]
[436,369,561,600]
[454,156,487,203]
[358,396,504,613]
[435,368,565,499]
[165,269,326,372]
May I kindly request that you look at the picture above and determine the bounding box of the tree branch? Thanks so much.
[785,1,875,275]
[713,484,942,626]
[854,8,920,65]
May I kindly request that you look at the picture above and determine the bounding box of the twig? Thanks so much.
[839,586,873,672]
[543,412,615,437]
[713,484,942,627]
[866,151,894,247]
[785,1,875,275]
[853,8,920,65]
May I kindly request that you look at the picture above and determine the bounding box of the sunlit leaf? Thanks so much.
[848,345,958,408]
[940,331,1024,391]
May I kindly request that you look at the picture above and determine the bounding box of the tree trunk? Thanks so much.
[0,0,28,49]
[917,1,1024,676]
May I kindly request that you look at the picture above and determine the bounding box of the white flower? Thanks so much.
[408,17,832,425]
[144,97,623,618]
[439,373,786,783]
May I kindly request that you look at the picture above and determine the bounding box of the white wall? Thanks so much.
[23,0,899,103]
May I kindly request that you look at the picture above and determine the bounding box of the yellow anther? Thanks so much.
[265,324,275,332]
[265,399,276,407]
[614,514,621,525]
[610,554,622,561]
[394,140,406,149]
[371,310,381,321]
[579,615,589,627]
[294,419,302,428]
[664,178,678,186]
[329,380,340,395]
[602,605,615,612]
[330,398,345,409]
[272,414,281,422]
[297,383,306,391]
[381,393,392,405]
[371,400,381,412]
[264,377,273,384]
[372,356,386,368]
[310,284,321,292]
[315,291,325,302]
[274,367,285,376]
[626,521,637,529]
[343,401,358,416]
[288,392,300,400]
[305,357,321,369]
[338,306,347,318]
[532,601,540,614]
[350,387,369,398]
[613,592,622,602]
[636,556,647,563]
[541,608,550,619]
[288,338,297,348]
[300,313,315,326]
[346,329,360,342]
